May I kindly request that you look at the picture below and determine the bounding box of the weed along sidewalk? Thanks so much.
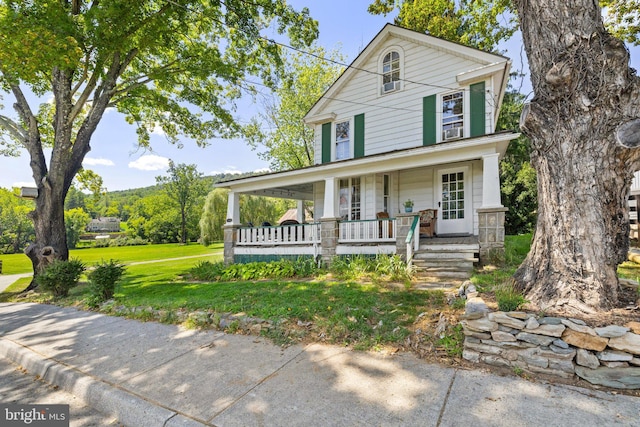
[1,303,639,427]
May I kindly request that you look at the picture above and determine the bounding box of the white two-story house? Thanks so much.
[216,24,520,273]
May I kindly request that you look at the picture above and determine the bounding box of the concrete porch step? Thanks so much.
[413,269,472,279]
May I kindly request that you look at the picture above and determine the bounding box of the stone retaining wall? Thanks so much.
[461,296,640,389]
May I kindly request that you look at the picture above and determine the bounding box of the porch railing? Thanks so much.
[338,218,397,243]
[236,223,321,245]
[405,215,420,268]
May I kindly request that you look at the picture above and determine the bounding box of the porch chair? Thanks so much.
[418,209,437,238]
[376,211,392,238]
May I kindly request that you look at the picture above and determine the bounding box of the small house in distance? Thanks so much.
[216,24,520,280]
[87,217,121,233]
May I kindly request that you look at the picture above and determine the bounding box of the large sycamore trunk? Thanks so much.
[513,0,640,314]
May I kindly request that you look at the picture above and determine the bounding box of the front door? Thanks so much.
[436,166,471,235]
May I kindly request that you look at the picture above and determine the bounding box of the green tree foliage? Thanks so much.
[200,188,228,245]
[126,194,181,244]
[244,45,345,170]
[156,162,209,244]
[199,189,293,245]
[0,188,35,254]
[0,0,318,275]
[64,207,91,249]
[601,0,640,44]
[496,90,537,234]
[368,0,517,50]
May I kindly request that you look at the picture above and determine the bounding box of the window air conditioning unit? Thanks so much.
[443,127,463,140]
[382,80,401,94]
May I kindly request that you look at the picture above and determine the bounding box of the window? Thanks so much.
[339,177,361,220]
[335,120,350,160]
[441,172,465,220]
[383,174,390,213]
[379,49,403,94]
[442,91,464,140]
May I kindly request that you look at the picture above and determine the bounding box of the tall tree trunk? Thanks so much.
[513,0,640,315]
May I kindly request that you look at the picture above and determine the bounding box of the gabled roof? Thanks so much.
[304,23,510,123]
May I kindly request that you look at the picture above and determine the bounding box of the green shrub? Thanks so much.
[36,259,85,298]
[188,258,320,282]
[494,282,528,311]
[88,259,126,303]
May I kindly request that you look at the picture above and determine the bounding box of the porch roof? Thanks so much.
[215,131,519,200]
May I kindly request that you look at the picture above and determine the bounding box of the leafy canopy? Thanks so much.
[244,45,345,170]
[0,0,319,151]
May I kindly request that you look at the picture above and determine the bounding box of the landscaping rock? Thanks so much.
[548,358,575,373]
[481,354,511,368]
[527,364,574,379]
[525,317,540,330]
[575,366,640,390]
[538,317,563,325]
[506,311,529,320]
[488,312,526,330]
[568,318,587,326]
[463,330,492,340]
[460,311,485,320]
[608,332,640,356]
[597,350,633,362]
[625,321,640,334]
[594,325,630,338]
[561,319,597,336]
[465,341,502,355]
[491,330,517,342]
[524,324,566,337]
[576,349,600,369]
[462,349,480,363]
[465,297,489,315]
[630,357,640,367]
[601,361,630,368]
[515,332,555,346]
[561,329,608,351]
[462,318,498,333]
[552,339,569,349]
[549,345,576,356]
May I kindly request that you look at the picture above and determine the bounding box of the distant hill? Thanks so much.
[105,172,258,202]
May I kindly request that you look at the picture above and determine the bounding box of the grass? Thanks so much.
[3,250,449,351]
[470,234,531,292]
[0,242,223,275]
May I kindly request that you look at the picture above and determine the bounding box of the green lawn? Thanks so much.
[0,243,223,275]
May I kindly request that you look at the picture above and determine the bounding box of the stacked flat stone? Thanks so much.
[461,298,640,389]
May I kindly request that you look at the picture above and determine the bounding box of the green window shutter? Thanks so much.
[470,81,486,137]
[321,122,332,163]
[423,95,436,146]
[354,113,365,158]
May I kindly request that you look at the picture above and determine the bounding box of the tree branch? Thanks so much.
[0,114,27,143]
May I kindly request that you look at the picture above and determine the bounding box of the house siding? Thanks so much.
[311,35,495,164]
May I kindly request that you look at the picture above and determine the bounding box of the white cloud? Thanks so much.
[151,124,166,136]
[128,155,170,171]
[254,167,271,174]
[83,157,115,167]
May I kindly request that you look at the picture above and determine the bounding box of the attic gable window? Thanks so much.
[381,50,401,94]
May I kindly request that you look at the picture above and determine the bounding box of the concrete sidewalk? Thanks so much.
[0,303,638,426]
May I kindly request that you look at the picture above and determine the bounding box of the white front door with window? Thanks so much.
[435,166,471,235]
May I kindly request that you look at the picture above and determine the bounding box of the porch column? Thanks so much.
[320,177,339,265]
[481,153,502,208]
[226,191,240,225]
[222,223,239,265]
[296,200,305,223]
[322,177,338,219]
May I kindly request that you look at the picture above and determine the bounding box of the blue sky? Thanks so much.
[0,2,638,191]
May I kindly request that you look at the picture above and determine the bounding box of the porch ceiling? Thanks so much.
[241,182,315,201]
[215,131,519,196]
